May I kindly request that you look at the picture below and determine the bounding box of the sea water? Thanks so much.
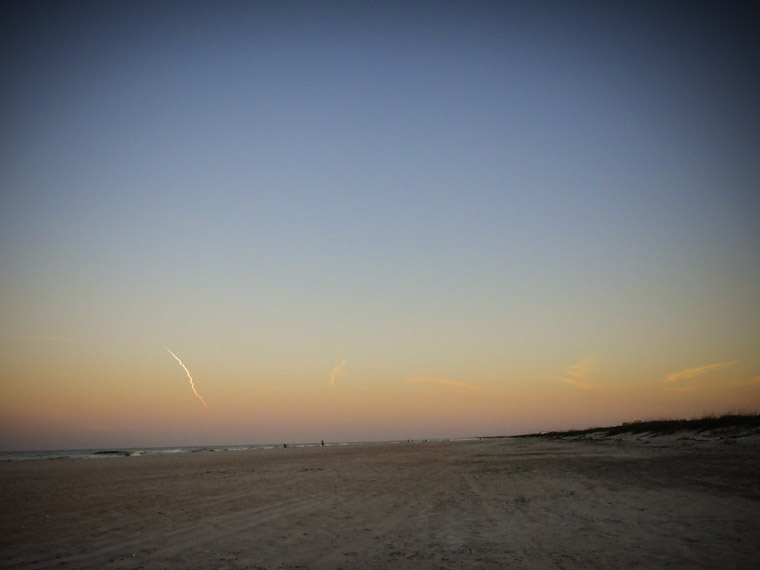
[0,444,295,461]
[0,440,413,461]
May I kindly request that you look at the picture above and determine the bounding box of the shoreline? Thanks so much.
[7,414,758,461]
[0,438,449,462]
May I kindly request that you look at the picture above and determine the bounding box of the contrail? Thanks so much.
[330,359,347,385]
[163,345,208,408]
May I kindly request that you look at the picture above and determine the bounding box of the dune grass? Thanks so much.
[514,413,760,439]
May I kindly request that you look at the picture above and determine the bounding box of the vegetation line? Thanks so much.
[511,413,760,439]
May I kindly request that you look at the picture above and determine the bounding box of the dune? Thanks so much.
[1,436,758,569]
[515,413,760,445]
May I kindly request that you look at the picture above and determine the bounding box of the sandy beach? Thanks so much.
[2,437,759,570]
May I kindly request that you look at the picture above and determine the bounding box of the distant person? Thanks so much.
[321,440,324,446]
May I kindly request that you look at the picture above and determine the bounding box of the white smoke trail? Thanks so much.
[163,345,208,409]
[330,359,347,385]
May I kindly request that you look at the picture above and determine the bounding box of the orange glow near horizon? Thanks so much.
[2,341,757,451]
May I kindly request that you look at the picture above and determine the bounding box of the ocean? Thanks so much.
[0,442,354,461]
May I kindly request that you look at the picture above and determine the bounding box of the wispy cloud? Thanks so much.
[663,361,738,383]
[548,357,600,390]
[546,375,599,390]
[403,376,475,390]
[330,359,347,385]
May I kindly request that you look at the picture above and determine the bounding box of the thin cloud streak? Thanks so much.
[547,357,600,390]
[403,376,476,390]
[162,345,209,409]
[546,375,599,390]
[330,359,347,385]
[664,361,738,383]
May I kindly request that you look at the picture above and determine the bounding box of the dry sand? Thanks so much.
[2,437,759,569]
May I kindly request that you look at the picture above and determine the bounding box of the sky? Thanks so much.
[1,1,758,450]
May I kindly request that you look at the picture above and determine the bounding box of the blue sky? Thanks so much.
[1,1,758,449]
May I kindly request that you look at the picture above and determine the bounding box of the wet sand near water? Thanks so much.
[2,438,759,569]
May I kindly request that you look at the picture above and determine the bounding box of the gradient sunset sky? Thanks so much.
[2,1,758,450]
